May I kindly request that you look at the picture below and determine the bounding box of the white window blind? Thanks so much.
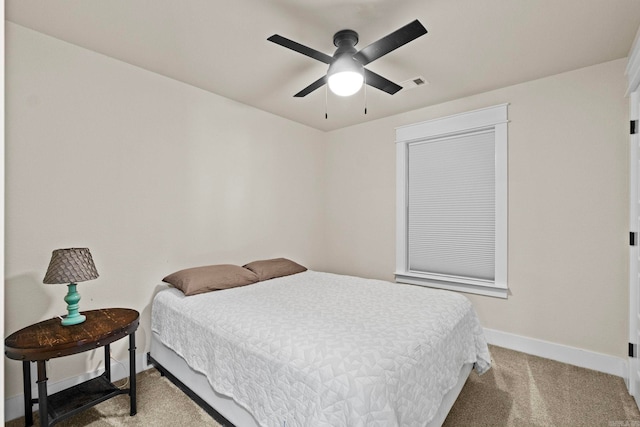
[395,104,508,298]
[408,130,495,281]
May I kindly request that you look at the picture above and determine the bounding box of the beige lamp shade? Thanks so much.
[43,248,99,284]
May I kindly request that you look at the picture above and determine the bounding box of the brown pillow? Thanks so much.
[242,258,307,281]
[163,264,259,296]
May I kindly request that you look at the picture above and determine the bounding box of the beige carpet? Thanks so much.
[444,345,640,426]
[6,345,640,426]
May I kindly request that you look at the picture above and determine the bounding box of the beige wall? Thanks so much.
[323,58,629,358]
[4,21,631,401]
[4,23,326,398]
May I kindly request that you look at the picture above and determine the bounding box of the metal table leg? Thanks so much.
[129,332,137,416]
[36,361,48,427]
[104,343,111,382]
[22,361,33,427]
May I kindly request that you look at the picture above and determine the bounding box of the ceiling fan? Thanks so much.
[267,20,428,98]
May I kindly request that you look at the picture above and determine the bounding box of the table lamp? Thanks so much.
[43,248,99,326]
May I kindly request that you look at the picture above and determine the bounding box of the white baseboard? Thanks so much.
[4,353,151,422]
[484,327,628,379]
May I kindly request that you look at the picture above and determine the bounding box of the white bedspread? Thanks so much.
[151,271,491,427]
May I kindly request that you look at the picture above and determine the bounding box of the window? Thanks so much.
[395,104,508,298]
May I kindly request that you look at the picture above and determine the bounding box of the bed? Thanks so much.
[150,264,491,427]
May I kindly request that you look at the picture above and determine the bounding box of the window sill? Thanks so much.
[395,273,508,299]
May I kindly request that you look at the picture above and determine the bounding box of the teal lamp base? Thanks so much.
[61,283,86,326]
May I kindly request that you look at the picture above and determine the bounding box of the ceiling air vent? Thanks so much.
[400,76,428,91]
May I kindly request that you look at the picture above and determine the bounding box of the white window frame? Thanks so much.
[395,104,508,298]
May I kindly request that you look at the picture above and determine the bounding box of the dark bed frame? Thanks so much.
[146,353,234,427]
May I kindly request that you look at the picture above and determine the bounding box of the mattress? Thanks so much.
[151,271,491,427]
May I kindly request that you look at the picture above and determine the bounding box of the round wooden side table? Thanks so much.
[5,308,139,427]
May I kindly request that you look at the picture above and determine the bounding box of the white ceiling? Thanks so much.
[6,0,640,132]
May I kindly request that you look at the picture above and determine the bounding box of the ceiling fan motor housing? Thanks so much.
[332,30,360,71]
[333,29,359,49]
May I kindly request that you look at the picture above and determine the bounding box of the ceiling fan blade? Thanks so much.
[353,20,427,66]
[268,34,333,64]
[364,69,402,95]
[294,75,327,97]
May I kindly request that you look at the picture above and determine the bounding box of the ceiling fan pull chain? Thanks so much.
[325,84,328,119]
[364,72,368,115]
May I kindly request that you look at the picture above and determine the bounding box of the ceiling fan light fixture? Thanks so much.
[327,56,364,97]
[328,71,364,97]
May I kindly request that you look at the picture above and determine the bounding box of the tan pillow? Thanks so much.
[163,264,259,296]
[242,258,307,281]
